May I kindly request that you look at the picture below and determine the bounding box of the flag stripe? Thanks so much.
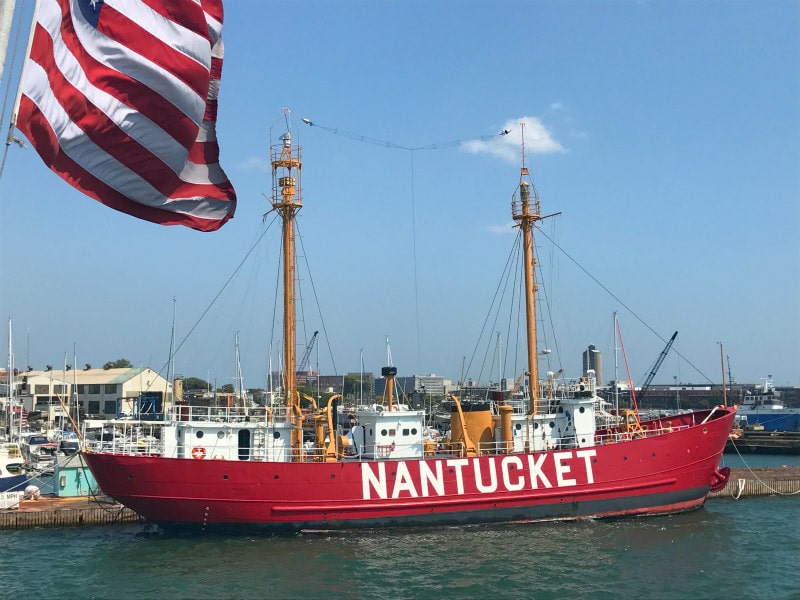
[20,96,234,230]
[17,0,236,231]
[93,1,212,93]
[110,0,212,62]
[27,35,192,175]
[40,0,204,149]
[61,0,209,138]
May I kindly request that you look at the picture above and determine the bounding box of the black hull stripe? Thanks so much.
[153,486,709,534]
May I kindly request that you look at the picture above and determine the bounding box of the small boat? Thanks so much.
[0,442,28,492]
[82,122,737,533]
[20,433,59,473]
[736,378,800,432]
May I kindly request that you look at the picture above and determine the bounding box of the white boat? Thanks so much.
[736,378,800,432]
[20,433,58,472]
[0,442,27,492]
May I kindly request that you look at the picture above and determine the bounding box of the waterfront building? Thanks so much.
[583,344,603,386]
[13,367,172,423]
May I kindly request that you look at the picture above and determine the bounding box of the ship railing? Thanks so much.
[537,376,598,400]
[171,404,287,424]
[594,422,691,445]
[82,420,164,456]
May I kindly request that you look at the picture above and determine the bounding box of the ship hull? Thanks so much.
[0,474,29,493]
[83,407,736,533]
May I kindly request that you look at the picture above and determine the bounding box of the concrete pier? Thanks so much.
[0,495,142,530]
[709,466,800,499]
[725,431,800,454]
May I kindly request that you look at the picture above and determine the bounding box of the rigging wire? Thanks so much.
[534,224,713,384]
[300,117,509,152]
[295,218,338,375]
[464,231,520,388]
[152,213,281,387]
[410,150,421,374]
[302,117,510,374]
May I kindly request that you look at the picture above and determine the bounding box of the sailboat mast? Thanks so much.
[512,128,542,414]
[271,116,303,458]
[6,318,14,438]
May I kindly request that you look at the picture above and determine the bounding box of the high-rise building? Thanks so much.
[582,344,603,386]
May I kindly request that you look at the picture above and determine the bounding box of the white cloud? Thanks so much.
[238,157,269,172]
[462,116,564,164]
[488,221,516,235]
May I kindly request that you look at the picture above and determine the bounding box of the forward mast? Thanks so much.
[270,117,303,459]
[511,125,542,414]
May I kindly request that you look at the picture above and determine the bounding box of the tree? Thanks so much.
[182,377,212,392]
[219,383,235,393]
[103,358,132,369]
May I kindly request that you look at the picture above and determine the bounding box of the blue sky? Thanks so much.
[1,0,798,390]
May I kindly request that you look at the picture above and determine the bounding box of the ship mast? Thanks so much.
[512,125,542,414]
[271,112,303,458]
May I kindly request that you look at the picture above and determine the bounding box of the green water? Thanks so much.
[1,496,797,599]
[2,454,798,599]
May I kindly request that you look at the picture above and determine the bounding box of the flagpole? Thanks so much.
[1,0,38,177]
[0,0,17,85]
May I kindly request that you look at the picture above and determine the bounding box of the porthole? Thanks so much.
[217,431,225,439]
[381,429,388,437]
[411,428,418,435]
[515,423,522,430]
[579,407,585,414]
[273,474,279,480]
[223,475,228,480]
[196,431,204,439]
[549,421,555,428]
[273,431,281,439]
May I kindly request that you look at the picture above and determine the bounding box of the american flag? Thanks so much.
[20,407,28,427]
[16,0,236,232]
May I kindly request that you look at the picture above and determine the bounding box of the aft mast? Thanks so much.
[512,125,542,414]
[271,111,303,459]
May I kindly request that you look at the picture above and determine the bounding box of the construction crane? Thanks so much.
[298,330,319,374]
[637,331,678,403]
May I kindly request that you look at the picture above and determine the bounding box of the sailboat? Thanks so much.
[2,319,29,493]
[81,123,737,533]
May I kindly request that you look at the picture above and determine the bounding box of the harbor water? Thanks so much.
[1,454,798,600]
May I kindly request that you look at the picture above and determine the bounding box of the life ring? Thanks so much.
[192,447,206,459]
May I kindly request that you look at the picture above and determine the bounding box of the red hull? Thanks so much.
[82,407,736,532]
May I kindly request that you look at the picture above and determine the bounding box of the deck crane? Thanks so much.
[298,330,319,375]
[636,331,678,404]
